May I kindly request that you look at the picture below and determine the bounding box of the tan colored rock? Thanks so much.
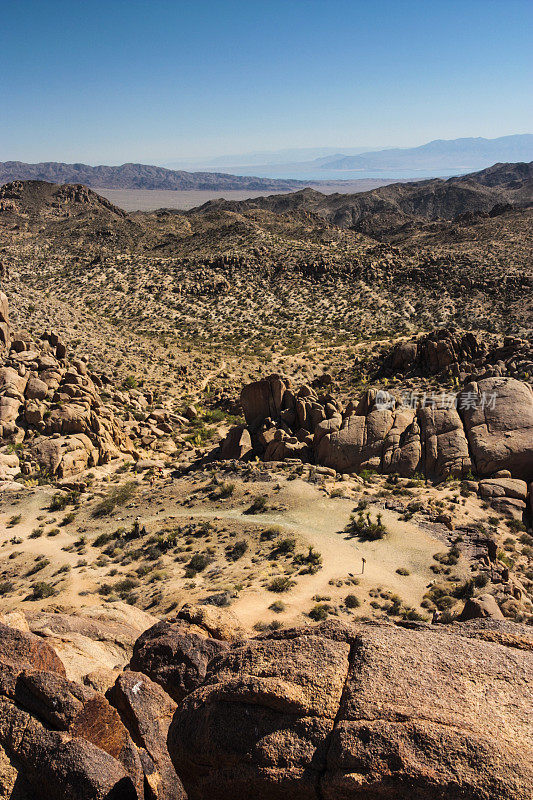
[25,604,158,682]
[459,377,533,480]
[24,375,48,400]
[478,477,528,501]
[169,620,533,800]
[458,595,504,621]
[177,602,245,641]
[418,404,471,478]
[241,374,287,427]
[30,433,98,478]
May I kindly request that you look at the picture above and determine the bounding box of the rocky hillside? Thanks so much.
[207,161,533,239]
[0,161,305,191]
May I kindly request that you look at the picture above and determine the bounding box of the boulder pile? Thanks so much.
[0,292,135,484]
[0,608,531,799]
[382,328,533,384]
[218,373,533,487]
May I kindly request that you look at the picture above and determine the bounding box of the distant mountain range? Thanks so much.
[0,161,306,191]
[319,135,533,172]
[178,135,533,180]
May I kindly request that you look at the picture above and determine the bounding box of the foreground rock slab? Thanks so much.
[168,620,532,800]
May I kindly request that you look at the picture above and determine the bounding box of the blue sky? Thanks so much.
[1,0,531,164]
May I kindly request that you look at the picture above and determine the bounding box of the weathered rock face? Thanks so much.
[385,328,486,376]
[418,404,471,478]
[129,619,229,703]
[0,292,9,355]
[240,375,287,427]
[458,594,504,621]
[107,670,186,800]
[218,424,252,460]
[168,620,533,800]
[24,604,159,682]
[459,378,533,481]
[0,622,140,800]
[383,329,533,386]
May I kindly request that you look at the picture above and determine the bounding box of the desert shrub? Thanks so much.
[31,582,56,599]
[346,511,388,541]
[0,581,14,595]
[261,526,281,541]
[309,603,330,621]
[345,594,360,609]
[275,536,296,555]
[396,567,410,576]
[212,481,235,499]
[506,518,526,532]
[402,608,425,621]
[49,491,78,512]
[435,594,456,610]
[228,540,248,560]
[268,576,295,593]
[293,546,323,573]
[92,481,137,517]
[27,557,50,576]
[245,495,268,514]
[203,592,231,607]
[7,515,22,527]
[269,600,286,613]
[187,553,212,573]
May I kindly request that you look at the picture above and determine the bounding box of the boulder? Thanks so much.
[458,595,504,621]
[130,620,228,703]
[25,605,158,682]
[29,433,98,478]
[459,378,533,480]
[240,375,287,427]
[107,670,185,799]
[168,620,532,800]
[177,603,244,641]
[0,622,66,679]
[418,404,471,478]
[478,478,528,502]
[219,425,252,460]
[25,376,49,400]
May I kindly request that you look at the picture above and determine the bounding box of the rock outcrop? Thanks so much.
[0,611,531,799]
[383,329,533,385]
[458,377,533,481]
[0,295,134,484]
[219,373,532,488]
[168,620,533,800]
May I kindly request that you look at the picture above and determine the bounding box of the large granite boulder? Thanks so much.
[107,670,186,799]
[130,619,229,703]
[168,620,533,800]
[418,404,471,478]
[240,375,287,427]
[0,621,140,799]
[459,378,533,480]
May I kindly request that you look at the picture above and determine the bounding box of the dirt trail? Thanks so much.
[1,477,444,630]
[137,479,442,627]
